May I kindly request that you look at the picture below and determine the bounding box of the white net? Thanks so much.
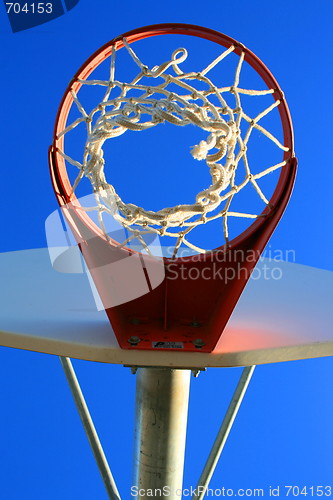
[57,38,290,257]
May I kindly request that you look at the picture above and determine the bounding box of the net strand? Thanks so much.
[58,38,289,255]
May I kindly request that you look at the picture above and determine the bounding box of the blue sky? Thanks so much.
[0,1,333,499]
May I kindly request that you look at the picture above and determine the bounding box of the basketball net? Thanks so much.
[57,39,289,256]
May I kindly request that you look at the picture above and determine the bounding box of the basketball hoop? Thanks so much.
[49,24,296,353]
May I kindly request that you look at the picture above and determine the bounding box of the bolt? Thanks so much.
[190,321,201,327]
[193,338,205,349]
[128,336,141,346]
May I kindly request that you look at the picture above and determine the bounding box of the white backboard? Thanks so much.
[0,248,332,368]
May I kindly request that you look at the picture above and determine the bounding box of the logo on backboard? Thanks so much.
[152,342,184,349]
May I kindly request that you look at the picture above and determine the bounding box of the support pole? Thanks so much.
[192,365,255,500]
[133,368,191,499]
[60,356,121,500]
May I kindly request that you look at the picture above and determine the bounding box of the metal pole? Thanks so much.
[133,368,191,499]
[60,356,121,500]
[192,365,255,500]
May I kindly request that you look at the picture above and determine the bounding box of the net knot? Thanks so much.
[191,140,211,160]
[191,133,219,161]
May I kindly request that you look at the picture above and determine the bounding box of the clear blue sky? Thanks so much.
[0,1,333,499]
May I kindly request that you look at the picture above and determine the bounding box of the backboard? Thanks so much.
[1,247,332,368]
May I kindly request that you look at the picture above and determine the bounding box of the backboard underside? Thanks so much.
[0,248,332,368]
